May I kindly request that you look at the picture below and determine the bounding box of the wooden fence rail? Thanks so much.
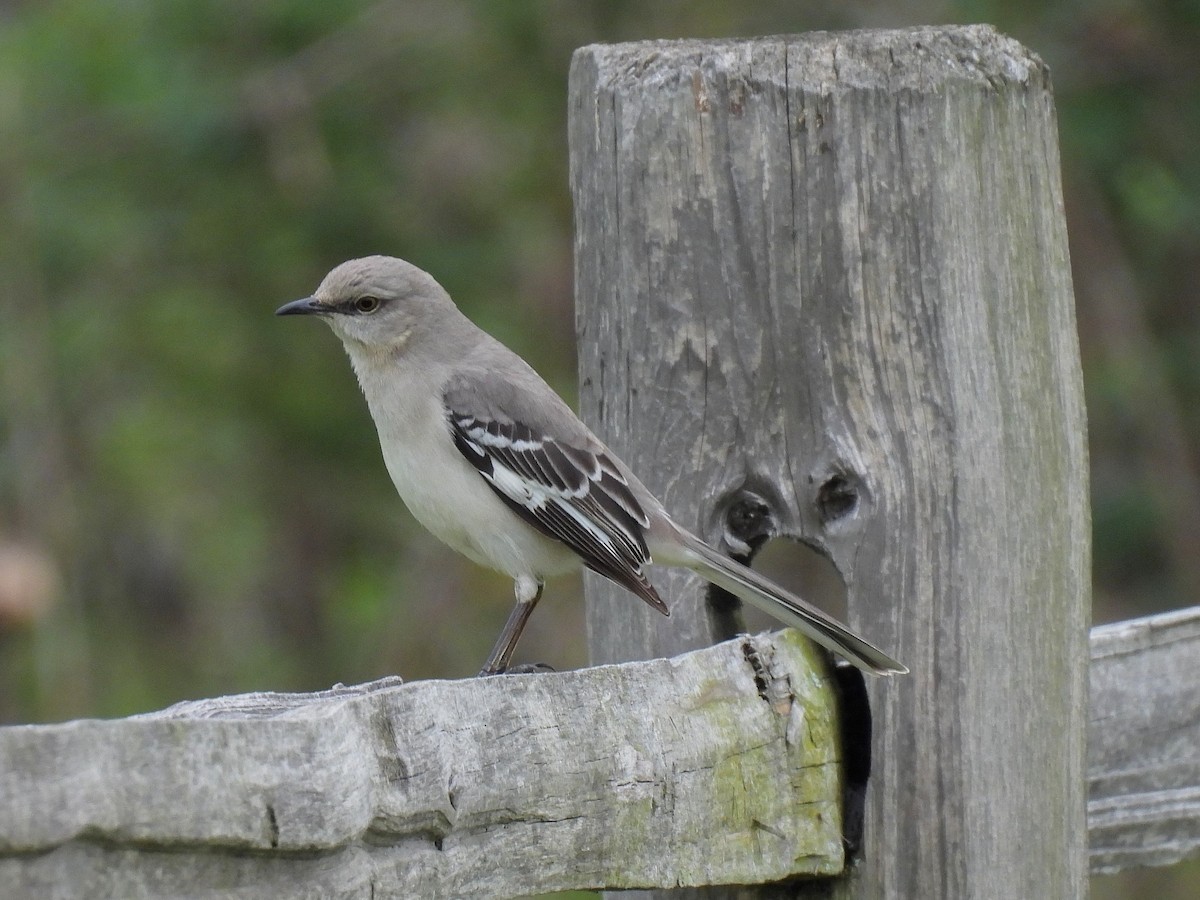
[0,632,844,898]
[1088,606,1200,874]
[1,612,1197,897]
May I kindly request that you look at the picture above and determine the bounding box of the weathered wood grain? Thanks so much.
[0,631,843,898]
[1089,607,1200,874]
[570,26,1090,898]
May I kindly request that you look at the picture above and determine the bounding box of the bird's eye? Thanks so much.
[355,296,381,314]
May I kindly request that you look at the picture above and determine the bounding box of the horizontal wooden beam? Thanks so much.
[0,630,844,898]
[1088,606,1200,874]
[2,605,1196,896]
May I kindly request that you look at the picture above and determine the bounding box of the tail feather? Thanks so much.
[677,533,907,676]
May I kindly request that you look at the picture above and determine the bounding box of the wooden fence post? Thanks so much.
[571,25,1089,899]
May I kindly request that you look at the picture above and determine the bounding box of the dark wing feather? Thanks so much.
[447,409,667,616]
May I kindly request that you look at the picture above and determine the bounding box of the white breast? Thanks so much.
[355,364,577,582]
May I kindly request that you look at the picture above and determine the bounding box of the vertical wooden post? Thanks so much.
[570,25,1089,899]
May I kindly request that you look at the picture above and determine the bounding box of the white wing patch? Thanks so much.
[487,456,621,556]
[447,408,666,615]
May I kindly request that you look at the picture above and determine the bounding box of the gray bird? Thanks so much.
[277,256,906,676]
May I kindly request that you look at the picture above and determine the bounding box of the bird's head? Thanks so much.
[276,255,456,353]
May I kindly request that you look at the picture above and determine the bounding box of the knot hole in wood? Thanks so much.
[815,469,864,527]
[722,489,777,557]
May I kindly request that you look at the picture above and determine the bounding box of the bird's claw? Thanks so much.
[477,661,557,677]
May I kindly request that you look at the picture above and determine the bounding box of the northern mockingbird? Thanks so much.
[277,256,906,676]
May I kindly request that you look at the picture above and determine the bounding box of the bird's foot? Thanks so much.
[476,661,557,677]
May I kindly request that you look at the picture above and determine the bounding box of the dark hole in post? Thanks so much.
[709,491,777,636]
[816,472,861,524]
[833,664,872,858]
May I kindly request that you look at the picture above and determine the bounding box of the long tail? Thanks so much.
[674,532,907,676]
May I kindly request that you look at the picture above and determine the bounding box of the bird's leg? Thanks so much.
[477,577,543,676]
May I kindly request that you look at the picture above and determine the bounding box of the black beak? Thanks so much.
[274,297,326,317]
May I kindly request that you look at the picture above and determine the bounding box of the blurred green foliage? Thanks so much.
[0,2,1197,894]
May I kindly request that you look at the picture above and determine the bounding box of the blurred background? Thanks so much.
[0,1,1196,895]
